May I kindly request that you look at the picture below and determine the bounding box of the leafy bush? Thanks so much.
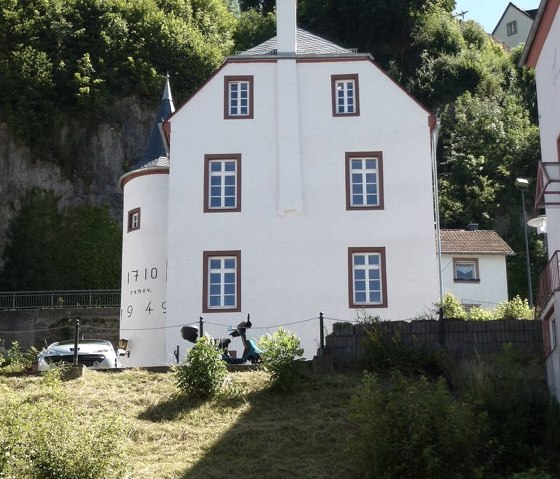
[175,335,227,398]
[359,315,448,379]
[258,327,304,392]
[349,372,490,479]
[0,388,128,478]
[442,292,467,319]
[468,306,495,321]
[495,295,534,320]
[0,341,38,373]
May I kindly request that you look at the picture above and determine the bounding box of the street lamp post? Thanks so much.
[515,178,533,308]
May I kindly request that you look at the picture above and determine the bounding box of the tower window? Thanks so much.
[127,208,141,233]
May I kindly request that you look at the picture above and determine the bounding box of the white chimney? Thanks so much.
[277,0,297,54]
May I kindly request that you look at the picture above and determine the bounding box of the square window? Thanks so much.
[204,154,241,212]
[127,208,141,233]
[332,74,360,117]
[224,76,254,119]
[453,258,480,282]
[346,152,384,210]
[203,251,241,313]
[348,247,387,308]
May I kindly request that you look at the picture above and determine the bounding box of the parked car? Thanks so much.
[37,339,121,371]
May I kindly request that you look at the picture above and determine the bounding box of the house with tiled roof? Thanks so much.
[492,2,539,48]
[441,227,515,308]
[119,0,440,365]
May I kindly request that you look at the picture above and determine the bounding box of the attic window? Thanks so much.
[507,20,517,36]
[224,76,254,119]
[127,208,141,233]
[332,74,360,117]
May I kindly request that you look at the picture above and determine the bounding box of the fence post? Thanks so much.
[319,311,325,353]
[199,316,204,338]
[73,318,80,366]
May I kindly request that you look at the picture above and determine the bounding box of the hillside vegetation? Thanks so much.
[0,0,543,298]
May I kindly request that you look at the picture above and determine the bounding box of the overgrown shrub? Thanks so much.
[175,335,227,399]
[258,327,304,392]
[454,344,560,476]
[468,306,495,321]
[349,372,490,479]
[359,315,448,379]
[442,292,467,319]
[0,387,128,478]
[0,341,37,373]
[495,295,534,320]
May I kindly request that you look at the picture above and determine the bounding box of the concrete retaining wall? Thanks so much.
[0,308,120,350]
[325,319,544,369]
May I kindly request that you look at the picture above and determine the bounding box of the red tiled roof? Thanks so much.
[440,229,515,255]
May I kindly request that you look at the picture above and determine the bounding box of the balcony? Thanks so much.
[535,161,560,209]
[536,250,560,310]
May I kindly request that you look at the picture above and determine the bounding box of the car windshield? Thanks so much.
[55,340,111,346]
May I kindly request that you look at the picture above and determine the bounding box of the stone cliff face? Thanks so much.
[0,97,155,269]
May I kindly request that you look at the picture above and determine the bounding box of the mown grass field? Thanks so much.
[0,368,362,479]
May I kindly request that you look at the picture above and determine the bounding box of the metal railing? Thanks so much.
[536,250,560,310]
[0,290,120,311]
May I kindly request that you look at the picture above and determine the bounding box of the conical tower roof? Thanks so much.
[133,74,175,170]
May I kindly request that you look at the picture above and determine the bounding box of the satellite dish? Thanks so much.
[527,215,547,234]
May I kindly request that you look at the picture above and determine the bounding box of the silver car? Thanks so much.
[37,339,121,371]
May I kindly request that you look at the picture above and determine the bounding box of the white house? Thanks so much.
[492,2,539,48]
[440,228,514,308]
[120,0,440,365]
[521,0,560,399]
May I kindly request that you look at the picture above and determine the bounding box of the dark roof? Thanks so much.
[527,8,539,19]
[441,229,515,255]
[131,76,175,171]
[240,28,356,56]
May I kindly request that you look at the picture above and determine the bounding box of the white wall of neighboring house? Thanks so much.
[165,58,439,360]
[441,253,509,306]
[119,171,169,366]
[493,5,535,47]
[523,0,560,399]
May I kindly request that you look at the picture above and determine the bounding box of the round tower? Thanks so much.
[118,77,174,366]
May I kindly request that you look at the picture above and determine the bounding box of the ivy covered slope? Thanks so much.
[0,0,239,290]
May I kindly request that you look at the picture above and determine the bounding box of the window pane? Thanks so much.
[224,197,235,207]
[370,291,381,303]
[209,296,221,307]
[210,197,221,208]
[209,259,221,269]
[355,292,366,303]
[365,159,376,169]
[368,255,380,265]
[353,255,365,266]
[355,269,366,280]
[224,295,235,306]
[210,284,220,295]
[224,259,236,269]
[210,162,222,172]
[224,161,236,171]
[353,195,363,205]
[366,194,377,205]
[224,273,236,284]
[210,176,221,186]
[209,272,221,283]
[224,284,235,295]
[355,280,366,292]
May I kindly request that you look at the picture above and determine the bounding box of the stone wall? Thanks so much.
[324,319,544,369]
[0,308,120,351]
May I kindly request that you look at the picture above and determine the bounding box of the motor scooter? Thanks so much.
[181,314,262,364]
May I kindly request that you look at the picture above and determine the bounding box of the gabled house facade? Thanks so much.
[492,2,539,48]
[120,0,440,365]
[521,0,560,398]
[440,228,514,308]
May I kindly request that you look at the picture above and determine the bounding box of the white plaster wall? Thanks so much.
[535,8,560,257]
[120,172,169,366]
[165,58,438,360]
[532,7,560,399]
[441,254,509,306]
[493,7,534,47]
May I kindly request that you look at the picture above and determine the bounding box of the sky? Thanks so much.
[453,0,540,33]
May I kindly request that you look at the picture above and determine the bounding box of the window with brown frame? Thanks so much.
[453,258,480,282]
[332,74,360,116]
[127,208,141,233]
[224,76,254,119]
[345,152,384,210]
[348,247,388,308]
[204,154,241,212]
[203,250,241,313]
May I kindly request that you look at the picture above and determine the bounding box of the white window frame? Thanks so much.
[204,155,241,212]
[346,152,384,210]
[332,74,359,116]
[348,247,387,308]
[224,76,253,119]
[203,251,241,312]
